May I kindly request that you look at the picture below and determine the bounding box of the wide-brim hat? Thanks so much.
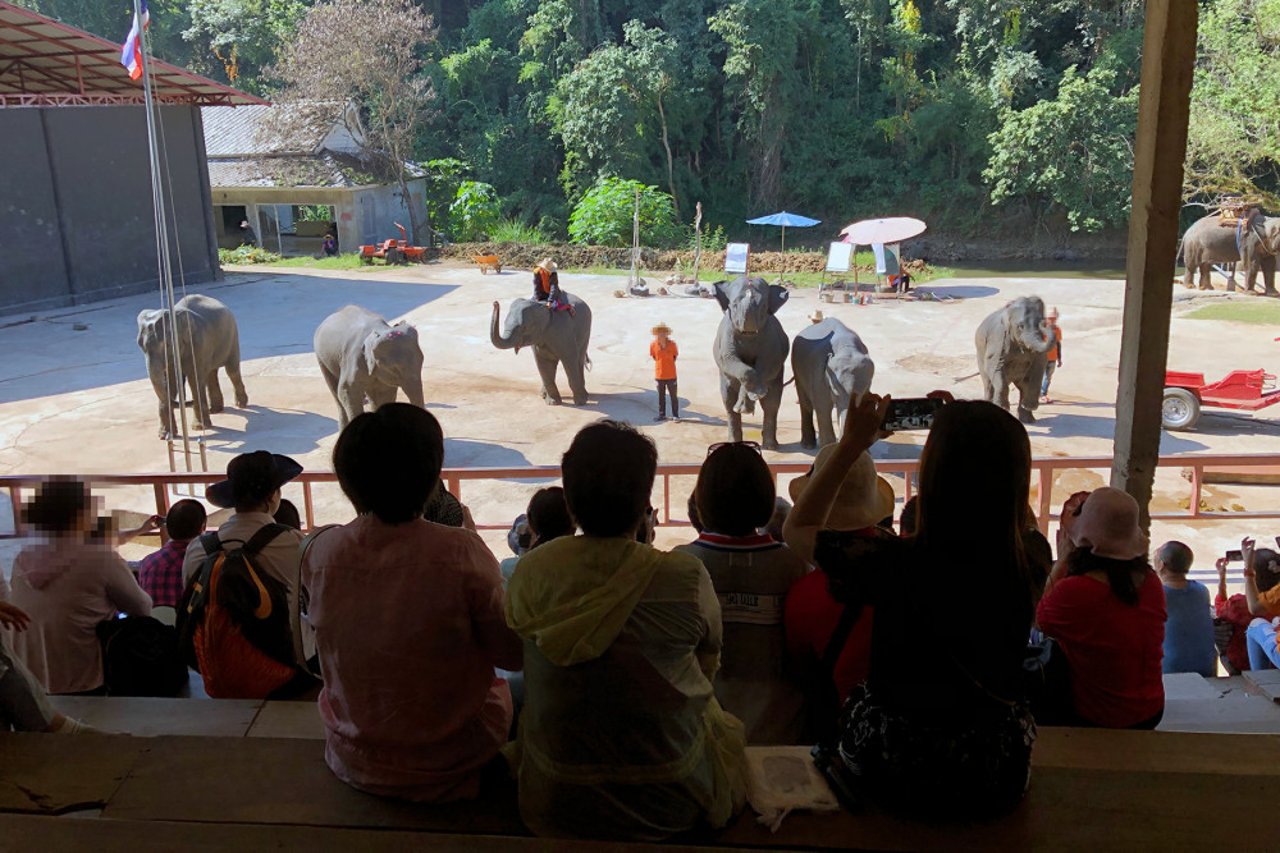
[788,446,894,531]
[208,451,303,509]
[1070,487,1147,560]
[652,322,672,335]
[810,310,825,323]
[537,257,557,272]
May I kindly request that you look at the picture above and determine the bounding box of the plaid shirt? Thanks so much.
[136,539,191,607]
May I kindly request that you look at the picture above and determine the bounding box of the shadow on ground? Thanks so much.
[201,406,335,456]
[444,438,552,484]
[581,388,728,429]
[915,284,1001,300]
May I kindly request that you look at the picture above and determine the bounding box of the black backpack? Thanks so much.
[96,616,189,697]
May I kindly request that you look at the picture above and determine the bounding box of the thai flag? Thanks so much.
[120,1,150,81]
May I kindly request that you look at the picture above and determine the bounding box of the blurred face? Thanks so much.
[655,332,669,345]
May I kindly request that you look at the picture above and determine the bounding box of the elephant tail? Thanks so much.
[584,352,593,372]
[781,375,796,388]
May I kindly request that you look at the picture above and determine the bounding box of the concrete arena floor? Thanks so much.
[0,261,1277,580]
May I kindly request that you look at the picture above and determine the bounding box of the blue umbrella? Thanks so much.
[745,211,822,276]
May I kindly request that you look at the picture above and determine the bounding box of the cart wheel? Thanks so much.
[384,247,402,265]
[1162,388,1201,430]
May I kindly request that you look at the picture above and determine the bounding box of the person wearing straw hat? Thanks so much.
[809,310,824,324]
[650,322,680,421]
[1040,307,1063,403]
[532,258,562,306]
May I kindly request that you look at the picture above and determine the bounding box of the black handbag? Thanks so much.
[97,615,188,697]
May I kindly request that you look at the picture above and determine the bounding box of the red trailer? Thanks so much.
[358,223,427,265]
[1163,368,1280,430]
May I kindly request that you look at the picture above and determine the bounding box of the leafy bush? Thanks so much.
[219,246,282,265]
[690,223,728,253]
[568,178,682,248]
[449,180,503,241]
[489,217,551,243]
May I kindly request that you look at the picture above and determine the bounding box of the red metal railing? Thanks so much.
[0,453,1277,536]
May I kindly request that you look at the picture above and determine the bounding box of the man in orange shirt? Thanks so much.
[1040,307,1063,404]
[650,323,679,421]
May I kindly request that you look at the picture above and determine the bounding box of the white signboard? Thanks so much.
[725,242,750,274]
[825,241,852,273]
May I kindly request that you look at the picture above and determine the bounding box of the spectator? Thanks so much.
[1039,307,1063,403]
[1038,488,1166,729]
[676,443,809,744]
[809,396,1049,817]
[1242,539,1280,618]
[3,478,152,694]
[899,495,919,537]
[182,452,308,669]
[762,496,790,541]
[782,444,894,740]
[500,488,575,586]
[1214,552,1257,673]
[304,404,522,802]
[506,420,745,839]
[687,494,704,533]
[1155,541,1216,677]
[499,515,531,583]
[136,500,206,607]
[239,219,258,247]
[0,602,98,733]
[322,232,338,257]
[273,499,302,531]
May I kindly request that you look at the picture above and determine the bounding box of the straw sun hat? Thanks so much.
[809,310,825,324]
[788,445,895,531]
[1069,487,1148,560]
[651,322,672,335]
[537,258,557,272]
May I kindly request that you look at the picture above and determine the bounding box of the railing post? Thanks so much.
[303,481,316,531]
[10,485,21,537]
[663,474,671,527]
[1038,466,1053,535]
[1190,463,1203,518]
[153,482,169,544]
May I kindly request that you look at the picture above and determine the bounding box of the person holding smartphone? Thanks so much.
[1240,538,1280,669]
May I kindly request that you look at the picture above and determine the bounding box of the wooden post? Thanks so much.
[1111,0,1198,529]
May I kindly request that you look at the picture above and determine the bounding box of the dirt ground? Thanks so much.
[0,261,1276,585]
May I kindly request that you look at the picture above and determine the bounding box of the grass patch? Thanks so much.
[266,253,373,270]
[1185,301,1280,325]
[489,218,552,243]
[563,260,954,287]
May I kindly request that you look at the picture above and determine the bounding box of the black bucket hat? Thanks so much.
[208,451,303,509]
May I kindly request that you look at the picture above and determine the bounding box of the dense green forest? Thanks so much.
[17,0,1280,245]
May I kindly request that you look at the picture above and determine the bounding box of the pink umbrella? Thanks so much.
[840,217,927,245]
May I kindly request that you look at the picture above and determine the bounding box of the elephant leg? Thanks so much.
[1265,257,1278,295]
[1219,263,1235,292]
[338,381,365,425]
[534,352,562,405]
[797,387,817,450]
[367,382,397,410]
[1015,374,1038,423]
[156,396,175,440]
[319,363,344,426]
[815,390,837,448]
[563,355,588,406]
[205,369,225,414]
[992,371,1012,411]
[761,381,783,451]
[721,377,743,443]
[185,372,209,430]
[226,354,249,408]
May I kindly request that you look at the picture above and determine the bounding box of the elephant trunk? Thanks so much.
[402,373,425,409]
[490,301,518,351]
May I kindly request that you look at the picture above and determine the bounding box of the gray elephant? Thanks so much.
[713,276,790,449]
[791,318,875,449]
[975,296,1055,424]
[1180,211,1279,294]
[490,292,592,405]
[137,294,248,439]
[314,305,425,428]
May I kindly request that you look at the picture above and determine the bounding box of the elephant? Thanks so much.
[713,276,790,449]
[1179,211,1279,294]
[490,292,592,406]
[791,318,875,449]
[137,294,248,439]
[975,296,1056,424]
[314,305,425,428]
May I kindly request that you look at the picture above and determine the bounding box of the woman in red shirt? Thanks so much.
[1037,488,1166,729]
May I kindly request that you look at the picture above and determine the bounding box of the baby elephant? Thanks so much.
[314,305,425,428]
[791,318,875,449]
[137,294,248,439]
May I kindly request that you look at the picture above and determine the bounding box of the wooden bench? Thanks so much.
[2,729,1278,850]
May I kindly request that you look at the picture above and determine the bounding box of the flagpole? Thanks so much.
[133,0,192,469]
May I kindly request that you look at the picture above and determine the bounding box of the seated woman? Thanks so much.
[302,403,523,802]
[506,420,745,840]
[677,443,809,744]
[1037,488,1166,729]
[4,478,152,695]
[0,601,96,733]
[804,395,1050,817]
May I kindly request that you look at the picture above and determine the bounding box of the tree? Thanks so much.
[1184,0,1280,209]
[568,178,681,247]
[449,181,502,241]
[183,0,310,92]
[984,66,1138,232]
[271,0,435,242]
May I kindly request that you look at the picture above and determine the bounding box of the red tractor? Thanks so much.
[358,222,427,265]
[1162,368,1280,430]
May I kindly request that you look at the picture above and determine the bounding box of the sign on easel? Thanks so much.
[826,242,852,273]
[725,243,750,274]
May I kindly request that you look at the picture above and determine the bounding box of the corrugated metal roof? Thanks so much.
[0,1,265,107]
[202,103,339,157]
[208,153,371,189]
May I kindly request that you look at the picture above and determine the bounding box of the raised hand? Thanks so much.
[840,392,891,451]
[0,601,31,632]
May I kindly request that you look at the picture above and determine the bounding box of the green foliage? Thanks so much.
[568,178,681,248]
[448,181,503,241]
[183,0,309,93]
[489,218,552,243]
[295,204,331,222]
[219,245,282,264]
[985,67,1138,232]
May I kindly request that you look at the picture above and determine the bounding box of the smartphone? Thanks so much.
[881,397,947,432]
[1226,550,1244,562]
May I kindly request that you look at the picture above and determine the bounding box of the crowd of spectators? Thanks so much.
[1,394,1276,835]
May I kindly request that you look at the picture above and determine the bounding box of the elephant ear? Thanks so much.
[390,321,419,341]
[713,280,731,312]
[767,285,789,315]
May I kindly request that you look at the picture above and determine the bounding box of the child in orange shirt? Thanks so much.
[650,323,679,421]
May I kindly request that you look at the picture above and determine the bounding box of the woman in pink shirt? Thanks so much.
[302,403,523,802]
[4,478,152,694]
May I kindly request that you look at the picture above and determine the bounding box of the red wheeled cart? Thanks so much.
[358,222,427,265]
[1162,369,1280,430]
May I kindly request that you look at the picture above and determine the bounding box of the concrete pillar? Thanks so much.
[336,196,361,254]
[1111,0,1198,529]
